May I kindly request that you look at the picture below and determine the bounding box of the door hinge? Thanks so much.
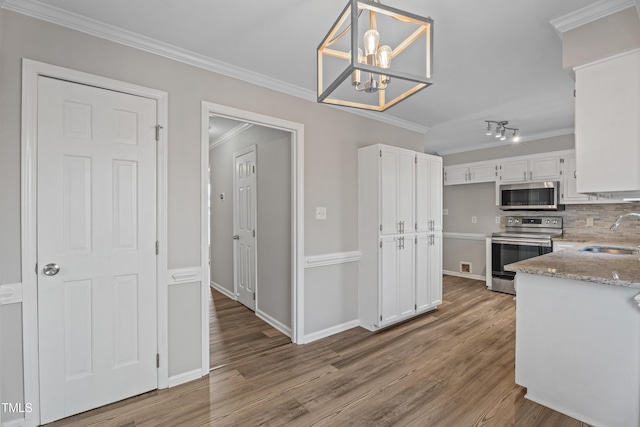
[415,223,417,231]
[415,304,417,310]
[155,241,159,255]
[415,237,418,244]
[379,150,382,157]
[155,124,163,142]
[253,293,256,300]
[35,263,38,275]
[415,156,417,163]
[379,224,382,232]
[560,158,565,164]
[253,165,256,174]
[380,241,382,248]
[253,229,256,238]
[380,315,383,321]
[156,353,160,368]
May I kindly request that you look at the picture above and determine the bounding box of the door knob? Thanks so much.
[43,263,60,276]
[233,235,240,240]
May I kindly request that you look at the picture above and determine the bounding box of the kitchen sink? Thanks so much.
[578,246,640,255]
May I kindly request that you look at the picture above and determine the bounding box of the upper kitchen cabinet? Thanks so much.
[498,156,562,183]
[575,49,640,197]
[443,162,497,185]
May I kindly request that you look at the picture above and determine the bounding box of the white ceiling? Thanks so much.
[9,0,617,154]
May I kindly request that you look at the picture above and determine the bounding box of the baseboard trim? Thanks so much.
[303,319,360,344]
[2,417,26,427]
[256,309,292,338]
[167,368,204,388]
[524,392,601,427]
[443,270,486,281]
[210,281,235,300]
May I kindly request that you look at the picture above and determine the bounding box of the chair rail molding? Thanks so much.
[0,282,22,305]
[304,251,362,268]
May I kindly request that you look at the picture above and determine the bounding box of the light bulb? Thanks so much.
[485,122,492,136]
[363,29,380,57]
[350,49,363,86]
[499,128,507,140]
[512,129,520,143]
[495,126,502,138]
[377,45,392,69]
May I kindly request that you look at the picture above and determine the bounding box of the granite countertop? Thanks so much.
[505,242,640,288]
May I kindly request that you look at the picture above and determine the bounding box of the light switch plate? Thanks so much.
[472,216,477,224]
[586,217,594,227]
[316,207,327,220]
[443,208,449,216]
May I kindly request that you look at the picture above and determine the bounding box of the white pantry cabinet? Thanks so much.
[358,144,443,331]
[575,49,640,197]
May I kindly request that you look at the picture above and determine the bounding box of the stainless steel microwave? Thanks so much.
[499,181,564,210]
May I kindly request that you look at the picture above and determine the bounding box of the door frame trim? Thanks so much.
[20,59,169,426]
[231,144,258,309]
[202,101,304,344]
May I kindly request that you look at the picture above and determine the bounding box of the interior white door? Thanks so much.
[428,233,443,307]
[415,234,430,312]
[233,146,257,311]
[428,156,443,231]
[379,236,399,325]
[37,76,158,424]
[380,146,399,235]
[397,150,416,234]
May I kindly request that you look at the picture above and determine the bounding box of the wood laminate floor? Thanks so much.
[48,276,590,426]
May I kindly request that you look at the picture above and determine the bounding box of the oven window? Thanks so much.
[492,242,552,279]
[501,187,555,207]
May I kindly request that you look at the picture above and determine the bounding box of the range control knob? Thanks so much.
[553,220,558,224]
[545,219,550,224]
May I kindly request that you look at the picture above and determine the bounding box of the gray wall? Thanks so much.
[562,8,640,73]
[0,8,425,414]
[209,125,292,328]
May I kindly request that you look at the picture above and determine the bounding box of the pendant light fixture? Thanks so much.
[485,120,520,143]
[317,0,434,112]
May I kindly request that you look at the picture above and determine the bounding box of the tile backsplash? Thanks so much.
[503,202,640,240]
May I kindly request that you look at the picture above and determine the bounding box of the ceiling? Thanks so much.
[8,0,615,154]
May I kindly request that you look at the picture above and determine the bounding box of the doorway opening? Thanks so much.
[200,102,305,357]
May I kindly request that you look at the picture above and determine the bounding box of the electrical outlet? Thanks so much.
[495,216,501,224]
[471,216,477,224]
[443,208,449,216]
[586,217,594,227]
[315,207,327,220]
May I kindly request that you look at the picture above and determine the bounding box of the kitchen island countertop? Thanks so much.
[505,241,640,288]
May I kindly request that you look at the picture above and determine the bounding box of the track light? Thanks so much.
[484,120,520,143]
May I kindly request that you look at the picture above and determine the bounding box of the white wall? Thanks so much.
[209,125,292,328]
[0,8,425,416]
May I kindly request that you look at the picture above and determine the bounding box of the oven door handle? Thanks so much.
[492,237,552,247]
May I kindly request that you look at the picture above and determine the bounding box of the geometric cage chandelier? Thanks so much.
[317,0,434,112]
[485,120,521,142]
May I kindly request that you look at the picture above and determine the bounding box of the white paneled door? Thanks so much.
[233,146,257,311]
[37,76,158,424]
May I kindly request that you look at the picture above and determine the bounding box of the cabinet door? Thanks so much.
[500,160,528,183]
[415,234,430,311]
[397,236,415,318]
[443,165,469,185]
[530,157,561,181]
[469,163,497,183]
[562,155,590,203]
[415,154,430,233]
[428,156,443,231]
[380,236,400,325]
[428,233,443,307]
[380,146,399,235]
[576,51,640,194]
[397,150,415,233]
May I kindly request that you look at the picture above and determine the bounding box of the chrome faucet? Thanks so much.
[610,213,640,231]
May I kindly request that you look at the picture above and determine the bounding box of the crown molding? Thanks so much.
[550,0,636,38]
[209,123,253,150]
[435,127,574,156]
[0,0,429,135]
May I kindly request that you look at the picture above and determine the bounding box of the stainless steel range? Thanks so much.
[491,215,563,295]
